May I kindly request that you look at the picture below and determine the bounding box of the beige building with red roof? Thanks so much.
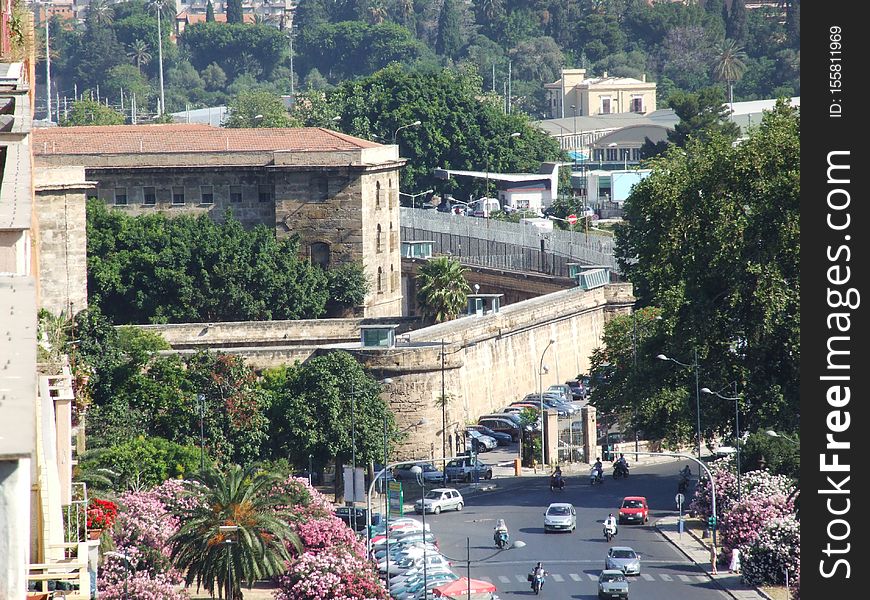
[32,123,406,317]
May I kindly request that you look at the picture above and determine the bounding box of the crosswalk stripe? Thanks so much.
[478,576,492,583]
[678,575,692,582]
[498,576,511,583]
[515,574,527,583]
[660,574,673,581]
[695,575,709,583]
[551,574,564,582]
[588,573,599,581]
[569,574,583,581]
[641,573,655,581]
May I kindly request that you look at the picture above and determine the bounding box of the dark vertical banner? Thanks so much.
[802,1,866,597]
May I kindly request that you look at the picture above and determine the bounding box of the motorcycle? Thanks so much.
[677,476,690,494]
[494,529,509,549]
[550,474,565,492]
[590,467,604,485]
[603,522,617,542]
[530,572,545,594]
[613,462,629,480]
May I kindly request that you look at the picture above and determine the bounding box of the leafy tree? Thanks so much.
[181,22,288,80]
[263,351,398,487]
[666,86,739,147]
[224,90,295,127]
[415,256,471,323]
[169,465,302,600]
[326,262,370,308]
[612,101,799,438]
[103,64,151,106]
[740,431,799,480]
[59,98,126,126]
[436,0,464,59]
[508,36,564,83]
[201,62,228,91]
[226,0,244,24]
[726,0,747,45]
[73,12,127,91]
[78,436,203,491]
[206,0,215,22]
[657,25,716,91]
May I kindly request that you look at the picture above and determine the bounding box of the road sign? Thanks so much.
[675,493,685,507]
[388,481,404,516]
[567,214,578,225]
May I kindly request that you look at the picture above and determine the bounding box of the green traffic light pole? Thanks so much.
[623,450,719,548]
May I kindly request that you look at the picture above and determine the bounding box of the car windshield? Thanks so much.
[602,573,626,583]
[612,550,637,559]
[547,506,571,516]
[623,500,644,509]
[424,491,444,499]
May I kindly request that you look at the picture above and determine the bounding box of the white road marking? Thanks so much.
[551,574,564,582]
[641,573,655,581]
[569,573,583,581]
[660,574,673,581]
[678,575,692,582]
[588,573,599,581]
[498,576,511,583]
[515,574,527,583]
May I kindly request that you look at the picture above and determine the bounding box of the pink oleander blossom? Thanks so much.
[294,516,365,557]
[741,515,800,587]
[275,547,387,600]
[271,476,334,522]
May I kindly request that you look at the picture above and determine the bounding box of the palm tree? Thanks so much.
[127,39,151,74]
[415,256,471,323]
[86,0,115,27]
[367,0,388,25]
[712,39,748,113]
[169,465,302,600]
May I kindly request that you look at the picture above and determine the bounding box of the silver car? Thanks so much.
[598,569,629,600]
[605,546,642,576]
[415,488,464,515]
[543,502,577,533]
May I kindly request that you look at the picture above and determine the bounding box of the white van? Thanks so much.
[520,217,553,232]
[471,197,500,218]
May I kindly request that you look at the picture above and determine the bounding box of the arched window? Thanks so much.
[309,242,330,269]
[377,267,383,293]
[388,178,394,210]
[376,181,381,208]
[390,264,395,291]
[389,222,394,250]
[376,224,382,253]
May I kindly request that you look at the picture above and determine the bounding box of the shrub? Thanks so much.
[741,515,800,587]
[718,493,795,558]
[275,547,387,600]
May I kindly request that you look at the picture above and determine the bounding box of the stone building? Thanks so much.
[32,124,406,317]
[545,68,657,119]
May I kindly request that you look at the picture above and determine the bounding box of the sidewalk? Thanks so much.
[655,515,774,600]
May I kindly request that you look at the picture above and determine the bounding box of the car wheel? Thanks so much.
[434,506,441,515]
[456,502,463,511]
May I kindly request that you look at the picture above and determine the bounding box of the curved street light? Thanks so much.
[399,189,435,209]
[393,120,422,144]
[538,338,556,468]
[765,430,798,445]
[701,383,742,500]
[437,538,527,599]
[657,350,702,478]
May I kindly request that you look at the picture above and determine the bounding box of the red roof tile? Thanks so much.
[32,124,382,156]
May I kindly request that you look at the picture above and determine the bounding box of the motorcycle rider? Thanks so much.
[493,518,509,546]
[678,465,692,492]
[615,453,630,476]
[604,512,618,538]
[591,457,603,482]
[530,561,548,592]
[551,465,564,489]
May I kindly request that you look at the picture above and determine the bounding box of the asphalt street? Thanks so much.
[410,457,730,600]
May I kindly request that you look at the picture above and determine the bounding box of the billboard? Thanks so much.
[610,170,652,203]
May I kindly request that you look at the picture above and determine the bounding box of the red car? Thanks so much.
[618,496,649,525]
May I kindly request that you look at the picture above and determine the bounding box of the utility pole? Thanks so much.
[507,60,512,114]
[45,12,51,122]
[288,20,295,98]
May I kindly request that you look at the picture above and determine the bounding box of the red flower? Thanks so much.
[87,498,118,530]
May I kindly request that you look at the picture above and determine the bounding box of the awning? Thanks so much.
[568,151,588,161]
[433,577,497,599]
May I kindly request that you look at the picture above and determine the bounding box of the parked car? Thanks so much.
[520,394,570,416]
[334,506,374,532]
[394,462,445,483]
[414,488,464,515]
[476,417,522,441]
[605,546,642,576]
[444,457,493,482]
[466,429,497,452]
[617,496,649,525]
[565,379,588,400]
[547,384,574,402]
[598,569,630,599]
[543,502,577,533]
[467,425,512,445]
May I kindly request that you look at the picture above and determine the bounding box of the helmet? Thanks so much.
[537,562,543,568]
[609,513,614,517]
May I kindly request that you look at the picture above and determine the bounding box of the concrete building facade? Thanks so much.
[32,124,406,317]
[546,68,657,119]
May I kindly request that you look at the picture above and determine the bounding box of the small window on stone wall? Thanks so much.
[376,181,381,209]
[172,187,185,205]
[230,185,242,203]
[310,242,330,269]
[143,186,156,205]
[200,185,214,205]
[388,178,394,210]
[258,185,272,203]
[377,267,383,294]
[312,177,329,202]
[376,224,382,253]
[114,187,127,206]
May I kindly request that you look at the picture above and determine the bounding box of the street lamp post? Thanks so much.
[197,393,205,471]
[701,382,742,501]
[410,465,429,598]
[436,538,527,600]
[392,120,422,144]
[219,525,239,600]
[538,338,556,468]
[571,105,577,169]
[399,189,434,208]
[658,350,702,478]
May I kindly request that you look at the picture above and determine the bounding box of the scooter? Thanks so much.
[590,467,604,485]
[494,529,509,549]
[530,572,545,594]
[550,474,565,492]
[603,522,617,542]
[613,462,629,479]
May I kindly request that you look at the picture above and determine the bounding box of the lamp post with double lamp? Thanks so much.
[197,393,206,471]
[657,350,702,478]
[437,538,527,600]
[410,464,429,598]
[701,383,742,500]
[219,525,239,600]
[399,189,435,209]
[393,120,422,144]
[538,338,556,468]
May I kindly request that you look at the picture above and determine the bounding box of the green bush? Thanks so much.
[78,436,204,491]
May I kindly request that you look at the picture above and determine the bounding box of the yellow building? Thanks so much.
[545,68,657,119]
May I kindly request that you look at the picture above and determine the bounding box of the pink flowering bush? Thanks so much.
[275,547,387,600]
[718,493,794,561]
[294,515,366,556]
[271,476,333,522]
[689,458,795,520]
[741,515,800,587]
[98,546,187,600]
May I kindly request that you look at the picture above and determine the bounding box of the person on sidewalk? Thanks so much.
[729,547,741,574]
[710,544,718,575]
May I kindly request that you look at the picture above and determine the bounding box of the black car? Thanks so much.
[565,379,588,400]
[467,425,512,446]
[477,417,522,441]
[334,506,378,531]
[393,462,445,483]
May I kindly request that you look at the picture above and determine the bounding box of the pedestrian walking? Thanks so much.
[710,544,718,575]
[729,547,741,574]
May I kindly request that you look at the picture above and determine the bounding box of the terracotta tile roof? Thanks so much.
[32,124,382,156]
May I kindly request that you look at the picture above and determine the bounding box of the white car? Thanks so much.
[467,429,497,451]
[388,554,453,582]
[544,502,577,533]
[415,488,464,515]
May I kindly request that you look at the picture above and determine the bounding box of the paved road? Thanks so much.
[413,459,730,600]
